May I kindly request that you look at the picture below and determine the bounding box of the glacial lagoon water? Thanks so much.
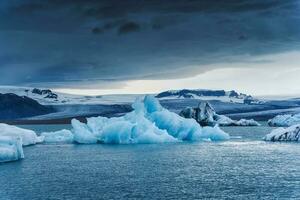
[1,123,300,200]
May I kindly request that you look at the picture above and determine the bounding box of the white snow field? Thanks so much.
[71,95,230,144]
[0,136,24,163]
[41,129,74,143]
[264,124,300,142]
[268,114,300,127]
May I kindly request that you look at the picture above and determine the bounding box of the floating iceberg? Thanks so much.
[71,95,229,144]
[0,123,43,146]
[179,102,260,126]
[0,136,24,162]
[264,124,300,142]
[268,114,300,127]
[234,119,260,126]
[41,129,74,143]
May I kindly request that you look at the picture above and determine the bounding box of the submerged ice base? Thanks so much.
[71,95,230,144]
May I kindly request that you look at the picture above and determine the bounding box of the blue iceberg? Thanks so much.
[71,95,230,144]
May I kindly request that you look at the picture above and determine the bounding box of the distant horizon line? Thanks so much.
[0,85,300,99]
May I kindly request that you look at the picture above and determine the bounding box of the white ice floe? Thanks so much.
[0,123,43,162]
[0,123,43,146]
[0,136,24,162]
[234,119,261,126]
[264,124,300,142]
[268,114,300,127]
[71,95,230,144]
[180,102,260,126]
[41,129,74,143]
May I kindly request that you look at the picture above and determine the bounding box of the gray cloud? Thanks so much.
[118,22,141,34]
[0,0,300,88]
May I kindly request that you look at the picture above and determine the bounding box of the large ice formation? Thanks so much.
[179,102,260,126]
[0,136,24,162]
[41,129,74,143]
[71,95,230,144]
[264,124,300,142]
[0,123,43,146]
[268,114,300,127]
[0,123,43,162]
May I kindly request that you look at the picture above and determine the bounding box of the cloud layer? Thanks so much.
[0,0,300,88]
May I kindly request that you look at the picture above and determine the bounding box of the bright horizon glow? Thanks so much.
[55,51,300,97]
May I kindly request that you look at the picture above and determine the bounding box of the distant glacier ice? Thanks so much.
[264,124,300,142]
[268,114,300,127]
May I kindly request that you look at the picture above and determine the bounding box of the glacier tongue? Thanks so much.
[71,95,230,144]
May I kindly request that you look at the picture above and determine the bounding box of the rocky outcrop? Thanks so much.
[32,88,58,99]
[0,93,55,119]
[179,101,260,126]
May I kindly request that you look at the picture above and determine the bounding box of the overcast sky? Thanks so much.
[1,0,300,96]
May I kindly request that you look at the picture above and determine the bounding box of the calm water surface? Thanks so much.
[0,123,300,200]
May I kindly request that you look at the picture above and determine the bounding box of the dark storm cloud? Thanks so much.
[0,0,300,88]
[118,22,141,34]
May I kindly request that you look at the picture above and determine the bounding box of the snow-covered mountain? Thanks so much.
[0,87,263,105]
[155,89,262,104]
[1,86,299,122]
[0,86,140,105]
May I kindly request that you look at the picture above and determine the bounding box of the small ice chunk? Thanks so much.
[41,129,74,143]
[0,136,24,163]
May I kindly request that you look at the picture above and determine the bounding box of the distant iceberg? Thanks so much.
[264,124,300,142]
[268,114,300,127]
[179,102,260,126]
[71,95,230,144]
